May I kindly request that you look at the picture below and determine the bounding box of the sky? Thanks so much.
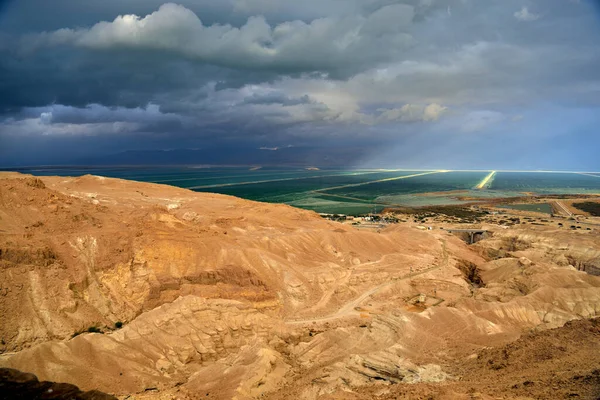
[1,0,599,169]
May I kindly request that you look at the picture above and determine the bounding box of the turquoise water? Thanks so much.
[191,171,422,201]
[322,171,489,201]
[7,167,600,214]
[499,203,554,214]
[491,172,600,194]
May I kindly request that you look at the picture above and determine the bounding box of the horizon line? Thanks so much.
[1,165,600,175]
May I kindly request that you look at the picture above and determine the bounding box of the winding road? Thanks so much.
[286,241,448,325]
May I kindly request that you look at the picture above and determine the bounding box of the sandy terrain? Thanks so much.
[0,172,599,399]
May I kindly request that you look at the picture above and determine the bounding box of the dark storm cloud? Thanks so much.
[0,44,230,111]
[242,92,311,106]
[1,0,600,169]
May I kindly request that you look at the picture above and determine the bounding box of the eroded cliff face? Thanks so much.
[1,173,599,400]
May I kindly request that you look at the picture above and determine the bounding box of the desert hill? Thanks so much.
[0,172,599,399]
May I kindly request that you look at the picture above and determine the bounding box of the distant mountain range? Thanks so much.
[72,146,369,167]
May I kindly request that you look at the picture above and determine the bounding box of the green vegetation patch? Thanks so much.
[572,202,600,216]
[384,205,488,224]
[390,205,486,219]
[499,203,553,214]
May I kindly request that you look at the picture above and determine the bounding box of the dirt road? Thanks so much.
[554,200,573,216]
[286,264,443,325]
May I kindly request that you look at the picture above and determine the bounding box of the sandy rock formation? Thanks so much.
[1,172,599,399]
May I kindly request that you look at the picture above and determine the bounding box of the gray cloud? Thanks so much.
[22,3,414,77]
[378,103,447,123]
[514,7,540,21]
[1,0,600,169]
[242,92,312,106]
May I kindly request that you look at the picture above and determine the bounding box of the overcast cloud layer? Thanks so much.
[1,0,600,169]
